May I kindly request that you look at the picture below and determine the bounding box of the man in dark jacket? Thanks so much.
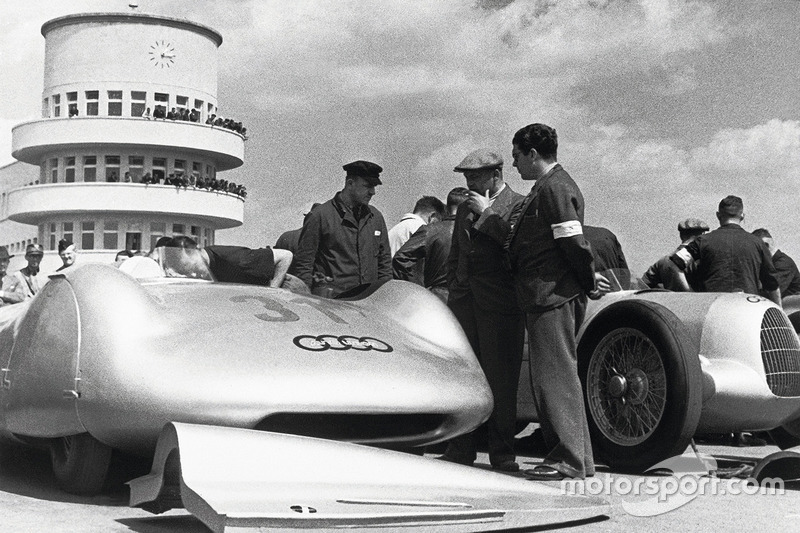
[391,187,468,302]
[293,160,391,297]
[752,228,800,297]
[671,196,780,305]
[506,123,610,481]
[439,149,525,473]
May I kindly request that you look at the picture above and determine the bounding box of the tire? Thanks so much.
[578,300,703,472]
[50,433,113,495]
[769,425,800,450]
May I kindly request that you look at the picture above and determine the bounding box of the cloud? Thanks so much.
[691,119,800,187]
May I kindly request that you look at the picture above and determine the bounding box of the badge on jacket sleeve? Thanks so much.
[374,230,381,236]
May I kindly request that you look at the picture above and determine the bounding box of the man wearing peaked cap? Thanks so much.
[439,148,526,473]
[642,218,710,291]
[4,244,45,301]
[0,246,24,306]
[293,160,391,297]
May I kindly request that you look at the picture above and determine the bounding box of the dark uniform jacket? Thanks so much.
[447,184,523,314]
[583,225,630,289]
[392,216,455,290]
[293,192,391,295]
[671,223,778,295]
[204,246,275,285]
[506,164,595,312]
[772,249,800,297]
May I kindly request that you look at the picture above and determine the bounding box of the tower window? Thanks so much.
[85,90,99,116]
[108,90,123,116]
[83,156,97,182]
[131,91,147,117]
[65,157,75,183]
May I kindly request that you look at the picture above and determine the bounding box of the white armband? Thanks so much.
[673,248,693,269]
[551,220,583,240]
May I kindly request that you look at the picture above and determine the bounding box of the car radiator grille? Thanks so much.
[761,307,800,397]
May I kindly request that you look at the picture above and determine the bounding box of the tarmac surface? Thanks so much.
[1,428,799,533]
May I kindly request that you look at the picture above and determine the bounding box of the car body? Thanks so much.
[0,254,493,494]
[518,271,800,471]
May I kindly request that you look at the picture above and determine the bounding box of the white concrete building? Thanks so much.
[2,12,245,272]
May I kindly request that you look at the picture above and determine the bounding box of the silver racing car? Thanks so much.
[0,248,493,495]
[518,270,800,471]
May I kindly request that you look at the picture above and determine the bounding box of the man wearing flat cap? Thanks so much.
[671,195,780,305]
[4,244,45,301]
[294,160,391,297]
[439,148,526,473]
[0,246,24,306]
[642,218,709,291]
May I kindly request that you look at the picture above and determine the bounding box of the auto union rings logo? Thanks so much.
[293,334,393,353]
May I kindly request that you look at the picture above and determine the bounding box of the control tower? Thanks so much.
[6,12,244,268]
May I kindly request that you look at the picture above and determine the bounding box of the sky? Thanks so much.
[1,0,799,274]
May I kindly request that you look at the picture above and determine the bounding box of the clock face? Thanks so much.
[149,40,176,68]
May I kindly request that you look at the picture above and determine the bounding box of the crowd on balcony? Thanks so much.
[135,171,247,198]
[137,106,247,138]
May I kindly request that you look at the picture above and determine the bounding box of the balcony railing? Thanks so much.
[12,117,244,171]
[6,182,244,229]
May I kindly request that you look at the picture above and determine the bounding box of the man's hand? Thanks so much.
[466,189,491,215]
[588,272,612,300]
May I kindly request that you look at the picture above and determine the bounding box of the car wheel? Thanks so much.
[769,425,800,450]
[50,433,113,495]
[579,300,703,472]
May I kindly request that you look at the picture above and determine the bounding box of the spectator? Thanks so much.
[153,106,166,119]
[642,218,708,291]
[293,160,391,297]
[206,114,216,125]
[123,171,133,183]
[189,108,200,122]
[438,149,525,473]
[167,107,178,120]
[114,249,135,265]
[5,244,46,300]
[392,187,468,301]
[388,196,446,256]
[143,107,151,120]
[141,172,153,184]
[56,239,77,272]
[275,203,321,275]
[0,246,24,306]
[68,105,79,117]
[506,123,610,481]
[583,225,630,289]
[752,228,800,298]
[107,172,119,183]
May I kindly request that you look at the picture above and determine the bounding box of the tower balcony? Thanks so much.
[7,183,243,229]
[11,117,244,171]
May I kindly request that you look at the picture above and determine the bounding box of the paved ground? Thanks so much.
[1,432,799,532]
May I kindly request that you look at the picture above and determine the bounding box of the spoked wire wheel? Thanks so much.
[587,327,667,446]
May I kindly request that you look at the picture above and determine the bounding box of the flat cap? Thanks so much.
[677,218,709,232]
[454,149,503,172]
[25,243,44,256]
[718,195,743,217]
[0,246,12,260]
[343,160,383,185]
